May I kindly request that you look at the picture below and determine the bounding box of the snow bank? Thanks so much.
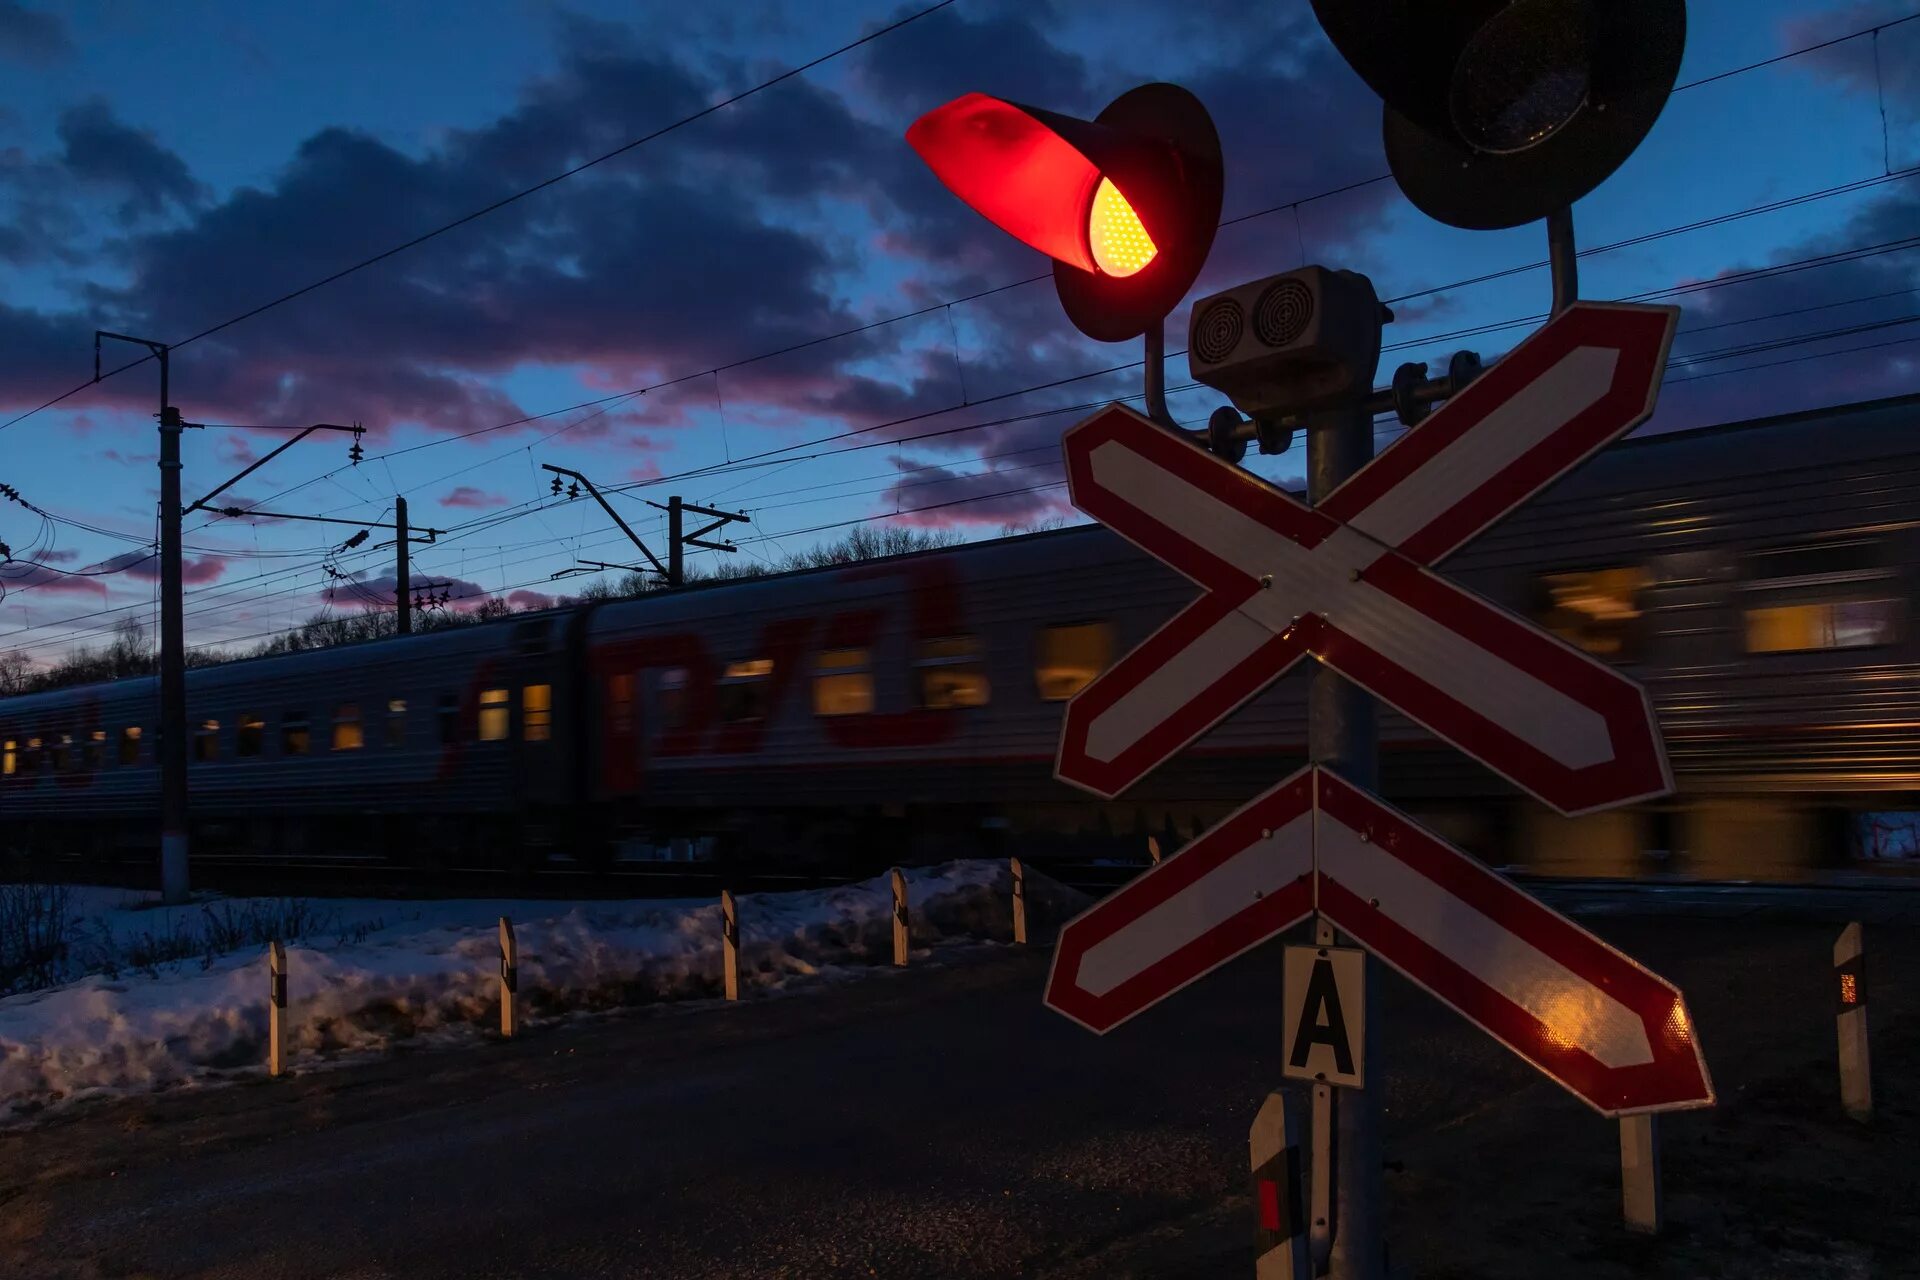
[0,862,1084,1117]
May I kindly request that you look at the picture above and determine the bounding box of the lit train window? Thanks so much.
[1537,567,1648,658]
[237,712,265,758]
[193,720,220,763]
[916,636,989,709]
[386,699,407,749]
[84,729,105,769]
[522,685,552,743]
[814,648,874,716]
[1745,599,1900,654]
[1036,623,1113,701]
[283,712,310,757]
[119,726,141,765]
[719,659,773,724]
[478,689,509,742]
[2,739,14,776]
[332,704,364,751]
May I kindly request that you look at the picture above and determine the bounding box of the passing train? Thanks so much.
[3,391,1918,885]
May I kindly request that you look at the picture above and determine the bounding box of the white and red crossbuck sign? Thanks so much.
[1045,766,1715,1116]
[1055,301,1678,815]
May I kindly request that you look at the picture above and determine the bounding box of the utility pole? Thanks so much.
[96,330,191,905]
[539,465,746,589]
[394,496,411,635]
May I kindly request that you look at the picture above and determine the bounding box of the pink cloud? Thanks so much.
[441,485,509,509]
[506,589,556,611]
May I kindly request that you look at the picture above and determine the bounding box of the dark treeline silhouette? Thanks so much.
[0,522,1015,697]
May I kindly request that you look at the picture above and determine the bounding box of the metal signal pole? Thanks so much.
[96,330,191,905]
[1307,401,1384,1280]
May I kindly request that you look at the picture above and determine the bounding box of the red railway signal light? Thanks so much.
[907,83,1222,343]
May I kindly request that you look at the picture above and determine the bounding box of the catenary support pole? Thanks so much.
[1620,1113,1662,1233]
[668,496,685,588]
[722,891,741,1001]
[157,392,190,906]
[1308,401,1383,1280]
[890,867,909,967]
[1010,857,1027,945]
[1836,922,1871,1120]
[394,495,411,635]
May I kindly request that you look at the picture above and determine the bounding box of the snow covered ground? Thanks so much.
[0,861,1080,1118]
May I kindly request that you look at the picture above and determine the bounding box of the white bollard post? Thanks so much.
[1147,835,1162,865]
[498,916,518,1039]
[1836,921,1871,1121]
[721,890,741,1001]
[267,940,288,1078]
[1251,1091,1312,1279]
[1010,857,1028,946]
[1620,1113,1662,1234]
[891,867,909,967]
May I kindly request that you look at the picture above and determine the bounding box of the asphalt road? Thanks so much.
[2,892,1916,1279]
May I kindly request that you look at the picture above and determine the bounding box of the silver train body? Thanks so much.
[3,393,1917,882]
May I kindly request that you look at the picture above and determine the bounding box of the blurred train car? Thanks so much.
[3,392,1917,885]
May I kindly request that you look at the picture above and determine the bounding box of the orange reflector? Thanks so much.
[1087,178,1157,277]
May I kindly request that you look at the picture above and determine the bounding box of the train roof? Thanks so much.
[4,389,1916,712]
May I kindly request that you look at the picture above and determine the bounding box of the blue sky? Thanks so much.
[1,0,1916,664]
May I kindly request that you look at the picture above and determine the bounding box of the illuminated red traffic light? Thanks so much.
[906,84,1222,343]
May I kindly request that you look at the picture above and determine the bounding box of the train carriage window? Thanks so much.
[50,732,71,772]
[813,648,874,716]
[1743,541,1901,654]
[119,726,141,765]
[437,694,460,745]
[237,712,265,758]
[28,735,44,771]
[478,689,510,742]
[1036,623,1114,701]
[332,704,363,751]
[1746,600,1900,654]
[83,729,105,769]
[282,711,310,757]
[657,668,691,729]
[1537,568,1648,659]
[608,674,635,736]
[915,636,990,709]
[719,659,773,724]
[193,720,220,763]
[522,685,552,743]
[2,739,14,776]
[386,699,408,749]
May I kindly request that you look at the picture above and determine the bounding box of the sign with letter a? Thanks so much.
[1283,945,1365,1089]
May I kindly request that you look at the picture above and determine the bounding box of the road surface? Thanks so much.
[1,888,1915,1278]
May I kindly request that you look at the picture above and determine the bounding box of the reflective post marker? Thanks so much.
[267,940,288,1078]
[1147,835,1162,865]
[1621,1114,1661,1234]
[891,868,910,967]
[1836,922,1871,1121]
[498,917,518,1038]
[1010,858,1028,946]
[1251,1091,1311,1279]
[722,891,741,1002]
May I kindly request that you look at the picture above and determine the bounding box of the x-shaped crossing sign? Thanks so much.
[1055,301,1678,816]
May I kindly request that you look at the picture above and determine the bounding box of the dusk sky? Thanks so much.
[1,0,1916,665]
